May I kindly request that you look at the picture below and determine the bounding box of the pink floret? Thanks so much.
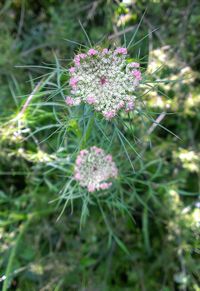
[79,53,87,59]
[69,67,76,73]
[91,146,103,154]
[102,48,109,54]
[126,101,134,112]
[65,96,74,106]
[86,95,96,104]
[99,182,112,190]
[132,70,142,80]
[94,147,103,154]
[104,111,116,120]
[88,184,96,192]
[88,49,98,56]
[75,172,81,180]
[80,149,88,156]
[69,77,78,88]
[74,55,80,66]
[130,62,140,68]
[106,154,113,162]
[115,47,127,55]
[76,156,82,166]
[74,53,87,66]
[116,101,125,110]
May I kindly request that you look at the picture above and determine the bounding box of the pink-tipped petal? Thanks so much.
[80,149,88,156]
[86,96,96,104]
[75,172,81,180]
[94,148,103,154]
[99,182,112,190]
[126,101,134,112]
[104,111,116,120]
[117,101,125,109]
[76,156,82,166]
[102,48,109,54]
[132,70,142,80]
[106,154,113,162]
[115,47,127,55]
[74,55,80,66]
[130,62,140,68]
[69,67,76,73]
[65,96,74,106]
[69,77,78,88]
[88,184,96,192]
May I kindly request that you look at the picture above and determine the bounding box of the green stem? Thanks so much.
[142,208,151,256]
[2,215,32,291]
[81,113,95,148]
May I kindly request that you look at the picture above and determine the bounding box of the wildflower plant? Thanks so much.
[14,24,179,251]
[30,39,168,228]
[1,4,200,290]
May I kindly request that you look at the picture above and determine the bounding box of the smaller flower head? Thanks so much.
[74,147,118,192]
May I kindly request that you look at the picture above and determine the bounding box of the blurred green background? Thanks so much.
[0,0,199,290]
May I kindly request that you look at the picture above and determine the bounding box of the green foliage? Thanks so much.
[0,0,199,290]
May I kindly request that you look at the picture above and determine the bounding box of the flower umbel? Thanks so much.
[67,47,142,119]
[74,146,118,192]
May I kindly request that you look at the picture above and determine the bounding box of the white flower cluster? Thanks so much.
[74,146,118,192]
[66,47,142,119]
